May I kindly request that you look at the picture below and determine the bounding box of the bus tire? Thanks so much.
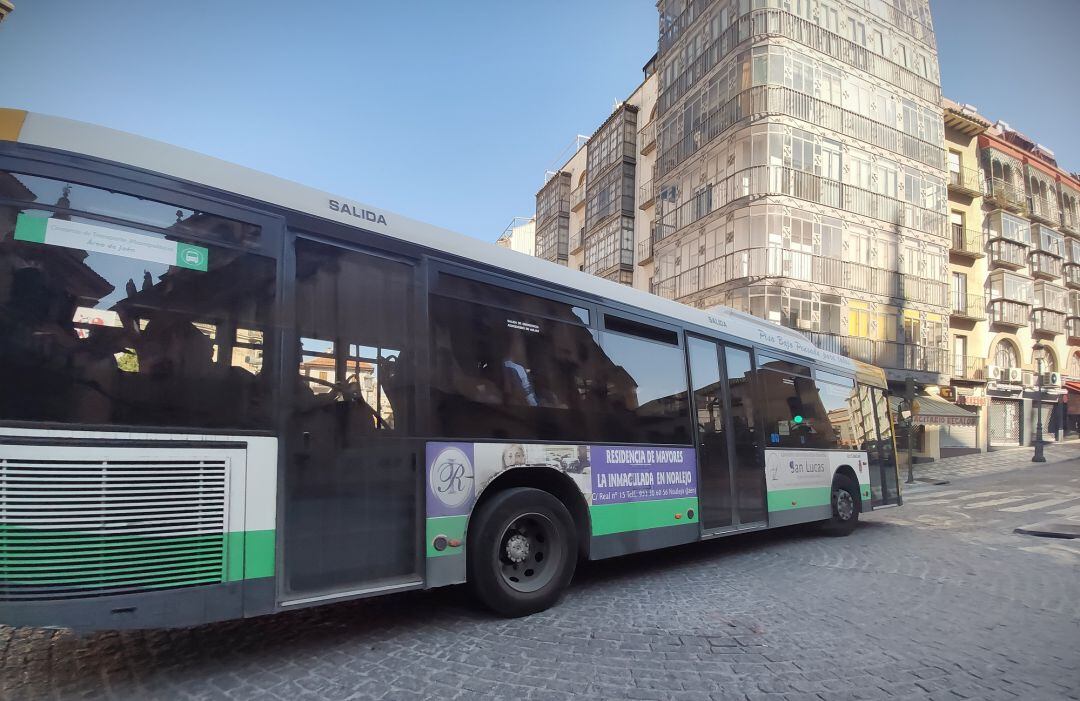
[467,487,577,617]
[819,473,860,537]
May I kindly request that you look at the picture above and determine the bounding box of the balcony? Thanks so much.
[950,224,985,259]
[950,293,985,321]
[638,179,655,210]
[638,120,656,156]
[652,165,946,245]
[948,167,983,197]
[570,184,586,212]
[900,276,948,307]
[988,299,1030,328]
[1061,210,1079,236]
[1030,250,1063,280]
[803,332,948,376]
[569,226,584,254]
[637,238,653,266]
[1029,196,1060,225]
[1032,309,1066,336]
[985,177,1028,213]
[988,238,1027,270]
[1069,317,1080,341]
[1065,263,1080,289]
[951,355,987,382]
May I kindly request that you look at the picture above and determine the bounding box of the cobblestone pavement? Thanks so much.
[3,461,1080,701]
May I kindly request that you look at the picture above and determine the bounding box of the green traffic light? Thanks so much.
[793,415,804,424]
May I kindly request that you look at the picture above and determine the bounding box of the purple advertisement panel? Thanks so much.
[590,446,697,505]
[426,442,475,518]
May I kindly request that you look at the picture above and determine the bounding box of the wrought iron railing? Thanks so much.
[802,332,949,375]
[948,166,983,196]
[984,177,1027,212]
[638,179,654,209]
[1030,195,1060,224]
[950,224,984,257]
[639,120,656,155]
[951,293,985,319]
[570,184,586,211]
[951,355,986,381]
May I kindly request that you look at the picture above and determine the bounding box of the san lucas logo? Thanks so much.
[430,446,474,508]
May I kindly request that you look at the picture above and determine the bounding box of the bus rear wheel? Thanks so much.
[819,473,860,536]
[467,487,577,617]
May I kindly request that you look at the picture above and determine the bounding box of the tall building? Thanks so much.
[524,0,1080,453]
[650,0,947,390]
[943,100,1080,451]
[536,57,658,293]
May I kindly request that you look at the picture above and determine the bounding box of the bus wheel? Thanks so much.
[467,487,577,617]
[820,474,860,537]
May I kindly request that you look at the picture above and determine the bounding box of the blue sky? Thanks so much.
[1,1,1077,242]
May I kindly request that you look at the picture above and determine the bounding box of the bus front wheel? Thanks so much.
[467,487,577,617]
[819,474,860,536]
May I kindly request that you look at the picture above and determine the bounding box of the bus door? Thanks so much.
[687,336,767,532]
[282,237,422,602]
[864,385,901,506]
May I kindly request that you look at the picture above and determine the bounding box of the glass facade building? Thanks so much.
[651,0,948,384]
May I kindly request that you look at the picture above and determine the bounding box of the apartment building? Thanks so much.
[941,100,1080,451]
[648,0,948,392]
[535,58,658,293]
[525,0,1079,453]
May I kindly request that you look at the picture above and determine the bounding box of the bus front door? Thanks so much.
[688,337,767,532]
[282,238,422,602]
[866,386,902,506]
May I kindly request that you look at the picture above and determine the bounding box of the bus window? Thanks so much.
[0,187,275,430]
[428,286,691,444]
[758,362,833,449]
[293,243,413,437]
[816,374,857,449]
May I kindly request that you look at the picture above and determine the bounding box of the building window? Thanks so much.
[993,340,1020,369]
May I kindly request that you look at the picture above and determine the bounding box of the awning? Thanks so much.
[889,395,978,426]
[1065,381,1080,393]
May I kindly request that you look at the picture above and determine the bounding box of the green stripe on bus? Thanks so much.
[589,497,699,536]
[767,487,832,512]
[426,515,468,558]
[0,525,274,584]
[224,529,275,581]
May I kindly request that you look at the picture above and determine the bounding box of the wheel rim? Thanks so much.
[496,512,562,594]
[833,488,855,521]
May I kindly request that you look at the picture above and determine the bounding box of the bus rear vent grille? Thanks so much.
[0,455,228,601]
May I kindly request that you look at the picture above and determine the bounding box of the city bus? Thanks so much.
[0,108,901,630]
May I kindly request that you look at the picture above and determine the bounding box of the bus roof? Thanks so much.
[0,108,874,379]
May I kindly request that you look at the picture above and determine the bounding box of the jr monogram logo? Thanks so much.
[430,446,474,508]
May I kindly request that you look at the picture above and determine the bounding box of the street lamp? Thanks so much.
[1032,342,1047,463]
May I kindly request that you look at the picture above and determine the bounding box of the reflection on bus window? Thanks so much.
[292,240,414,438]
[429,284,690,444]
[0,181,274,429]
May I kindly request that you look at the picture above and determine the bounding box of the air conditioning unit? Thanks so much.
[1007,367,1024,383]
[985,364,1002,381]
[1043,371,1062,387]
